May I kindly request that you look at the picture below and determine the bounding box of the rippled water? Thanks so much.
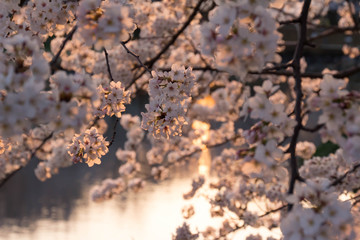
[0,96,281,240]
[0,102,214,240]
[0,143,281,240]
[0,134,199,240]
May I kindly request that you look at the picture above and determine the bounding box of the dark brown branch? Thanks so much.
[103,48,114,82]
[50,25,78,74]
[279,18,300,25]
[248,69,322,78]
[164,134,241,169]
[108,118,119,147]
[102,49,121,147]
[350,193,360,207]
[352,198,360,207]
[215,204,287,239]
[334,64,360,78]
[300,124,324,132]
[330,163,360,187]
[280,26,359,48]
[120,41,152,74]
[157,59,360,81]
[259,205,287,218]
[286,0,311,211]
[158,66,222,73]
[144,0,205,69]
[125,0,206,90]
[0,132,54,188]
[249,62,360,79]
[263,63,292,71]
[308,26,359,43]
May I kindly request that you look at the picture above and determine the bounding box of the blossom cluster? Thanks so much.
[120,114,145,151]
[90,115,145,201]
[90,148,145,202]
[35,138,73,181]
[282,179,355,240]
[191,81,248,122]
[0,34,53,136]
[309,74,360,165]
[95,81,131,118]
[141,64,195,138]
[1,1,360,240]
[77,0,135,49]
[90,177,126,202]
[68,127,109,167]
[197,0,281,79]
[0,136,30,180]
[239,80,296,167]
[24,0,77,38]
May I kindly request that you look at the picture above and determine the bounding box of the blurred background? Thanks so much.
[2,1,360,240]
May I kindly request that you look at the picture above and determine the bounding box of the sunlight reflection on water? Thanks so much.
[0,101,281,240]
[0,149,280,240]
[1,175,194,240]
[0,176,281,240]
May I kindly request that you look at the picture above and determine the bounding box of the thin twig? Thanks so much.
[50,25,78,73]
[215,204,287,239]
[103,48,114,82]
[167,62,360,79]
[108,118,119,147]
[120,41,152,74]
[159,66,222,73]
[330,163,360,187]
[144,0,205,69]
[287,0,312,211]
[308,26,359,43]
[167,135,241,167]
[125,0,206,90]
[300,124,324,132]
[0,132,54,188]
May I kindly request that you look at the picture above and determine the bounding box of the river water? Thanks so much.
[0,118,280,240]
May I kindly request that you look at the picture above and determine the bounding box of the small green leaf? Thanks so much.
[314,141,339,157]
[132,28,141,40]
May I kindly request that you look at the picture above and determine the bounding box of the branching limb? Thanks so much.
[0,132,54,188]
[286,0,312,211]
[50,25,78,74]
[104,48,114,82]
[215,204,287,239]
[125,0,206,90]
[120,41,152,74]
[164,134,241,169]
[108,118,119,148]
[300,124,324,132]
[330,163,360,187]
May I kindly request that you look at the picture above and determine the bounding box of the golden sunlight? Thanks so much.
[191,120,211,176]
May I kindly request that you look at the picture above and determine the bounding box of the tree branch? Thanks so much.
[120,41,152,74]
[103,48,114,82]
[108,118,119,147]
[163,134,241,169]
[286,0,311,211]
[50,25,78,74]
[160,61,360,80]
[0,132,54,188]
[125,0,206,90]
[300,124,324,132]
[215,204,287,239]
[144,0,205,69]
[330,163,360,187]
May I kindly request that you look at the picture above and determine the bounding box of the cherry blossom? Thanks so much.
[1,1,360,239]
